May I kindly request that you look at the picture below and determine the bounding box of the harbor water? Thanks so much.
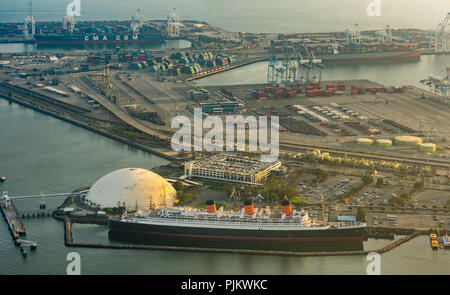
[195,55,450,89]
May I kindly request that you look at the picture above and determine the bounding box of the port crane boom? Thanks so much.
[420,67,450,103]
[433,12,450,52]
[23,0,35,40]
[267,40,278,85]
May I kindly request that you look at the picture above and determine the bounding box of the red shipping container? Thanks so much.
[264,87,272,93]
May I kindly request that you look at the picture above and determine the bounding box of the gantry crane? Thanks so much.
[167,8,181,38]
[347,23,361,45]
[267,40,278,85]
[432,12,450,52]
[267,39,324,86]
[23,0,35,40]
[420,67,450,103]
[281,40,298,84]
[63,0,81,33]
[131,9,144,35]
[296,40,324,85]
[377,25,392,44]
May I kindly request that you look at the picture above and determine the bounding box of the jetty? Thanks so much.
[0,191,38,257]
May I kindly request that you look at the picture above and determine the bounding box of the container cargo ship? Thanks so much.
[16,9,164,45]
[271,24,423,62]
[34,32,164,45]
[311,37,422,62]
[34,20,164,45]
[270,41,422,62]
[108,200,366,252]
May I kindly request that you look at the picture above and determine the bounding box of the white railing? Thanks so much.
[123,215,366,229]
[8,190,89,200]
[126,215,324,228]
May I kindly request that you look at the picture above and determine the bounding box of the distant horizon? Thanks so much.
[0,0,448,33]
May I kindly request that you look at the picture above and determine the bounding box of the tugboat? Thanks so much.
[0,176,6,182]
[430,233,440,250]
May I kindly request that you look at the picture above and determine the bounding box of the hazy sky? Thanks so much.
[0,0,449,33]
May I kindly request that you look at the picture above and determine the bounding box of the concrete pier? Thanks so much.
[1,193,26,235]
[1,192,38,257]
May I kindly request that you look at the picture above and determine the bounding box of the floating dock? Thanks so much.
[1,191,37,257]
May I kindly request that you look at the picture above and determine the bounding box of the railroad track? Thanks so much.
[279,142,450,169]
[75,76,172,141]
[0,82,89,115]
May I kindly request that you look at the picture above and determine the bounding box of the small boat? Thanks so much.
[0,176,6,182]
[431,239,440,250]
[442,234,450,248]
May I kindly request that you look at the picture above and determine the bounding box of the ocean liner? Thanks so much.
[108,200,366,251]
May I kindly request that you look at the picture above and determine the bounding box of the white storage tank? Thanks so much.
[419,143,436,153]
[375,139,392,147]
[357,138,374,145]
[394,136,423,146]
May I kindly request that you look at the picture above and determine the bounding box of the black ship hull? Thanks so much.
[34,34,165,45]
[108,219,366,252]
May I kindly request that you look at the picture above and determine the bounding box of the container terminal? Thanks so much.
[0,8,449,256]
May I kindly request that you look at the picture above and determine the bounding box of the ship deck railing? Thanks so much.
[125,215,365,228]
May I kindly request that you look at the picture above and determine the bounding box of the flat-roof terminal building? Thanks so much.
[184,154,282,185]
